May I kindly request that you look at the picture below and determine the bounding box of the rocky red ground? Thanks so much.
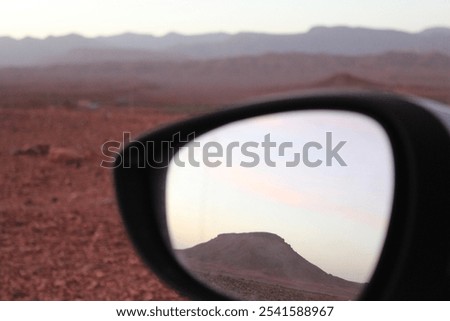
[0,106,187,300]
[1,55,449,300]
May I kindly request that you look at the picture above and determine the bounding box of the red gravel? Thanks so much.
[0,106,187,300]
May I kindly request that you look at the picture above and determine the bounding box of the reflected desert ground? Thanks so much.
[176,232,363,300]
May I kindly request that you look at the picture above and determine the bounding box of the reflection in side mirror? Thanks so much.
[166,110,395,300]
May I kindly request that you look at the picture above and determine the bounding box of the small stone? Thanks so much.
[12,144,50,156]
[48,147,85,166]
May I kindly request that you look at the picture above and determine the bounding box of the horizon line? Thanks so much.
[1,25,449,41]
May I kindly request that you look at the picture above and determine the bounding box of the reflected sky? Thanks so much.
[166,110,395,283]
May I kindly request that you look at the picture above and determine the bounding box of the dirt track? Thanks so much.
[0,106,186,300]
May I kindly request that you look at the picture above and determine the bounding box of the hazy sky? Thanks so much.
[1,0,450,39]
[166,110,395,283]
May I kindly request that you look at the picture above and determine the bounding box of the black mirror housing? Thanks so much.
[114,91,450,300]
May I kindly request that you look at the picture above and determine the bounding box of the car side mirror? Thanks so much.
[166,110,393,300]
[113,92,450,300]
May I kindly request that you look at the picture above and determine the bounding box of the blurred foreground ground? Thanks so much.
[1,54,449,300]
[0,106,186,300]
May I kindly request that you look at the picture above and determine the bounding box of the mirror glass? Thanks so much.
[166,110,395,300]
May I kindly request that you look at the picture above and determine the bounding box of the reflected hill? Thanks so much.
[176,232,363,300]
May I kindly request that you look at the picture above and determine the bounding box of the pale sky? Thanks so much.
[166,110,395,284]
[1,0,450,39]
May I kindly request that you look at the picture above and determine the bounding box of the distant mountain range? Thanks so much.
[176,232,362,300]
[1,26,449,67]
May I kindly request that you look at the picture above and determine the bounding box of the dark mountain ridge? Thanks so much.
[1,26,449,66]
[176,232,362,299]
